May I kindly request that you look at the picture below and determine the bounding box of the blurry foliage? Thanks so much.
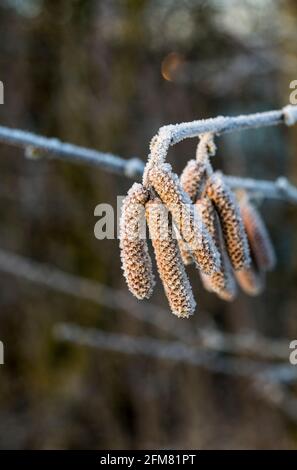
[0,0,296,449]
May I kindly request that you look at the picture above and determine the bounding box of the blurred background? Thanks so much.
[0,0,297,449]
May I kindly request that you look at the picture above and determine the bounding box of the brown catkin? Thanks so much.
[196,198,237,301]
[148,163,220,275]
[239,197,276,271]
[119,183,155,300]
[180,159,206,202]
[178,238,194,266]
[146,198,196,318]
[235,266,265,296]
[179,159,207,266]
[206,172,251,271]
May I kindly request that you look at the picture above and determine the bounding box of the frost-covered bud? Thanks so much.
[180,159,206,202]
[206,172,251,271]
[146,198,196,318]
[239,197,276,271]
[119,183,155,300]
[148,163,220,275]
[196,198,237,301]
[235,266,265,296]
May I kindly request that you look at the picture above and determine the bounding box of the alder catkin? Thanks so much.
[196,198,237,301]
[239,196,276,271]
[180,159,206,202]
[235,266,265,296]
[148,163,220,275]
[146,198,196,318]
[179,159,207,265]
[206,172,250,271]
[119,183,155,300]
[178,239,194,266]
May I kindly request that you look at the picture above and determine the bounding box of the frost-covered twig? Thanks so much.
[0,124,145,177]
[253,380,297,423]
[0,105,297,202]
[225,175,297,204]
[53,322,297,385]
[146,104,297,169]
[0,248,195,341]
[0,248,294,363]
[172,105,297,142]
[198,328,290,361]
[54,322,297,422]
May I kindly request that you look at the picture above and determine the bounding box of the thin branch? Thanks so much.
[169,105,297,143]
[224,175,297,203]
[0,105,297,202]
[0,248,294,363]
[253,380,297,423]
[53,322,297,385]
[5,246,296,417]
[198,328,291,362]
[0,125,145,178]
[0,248,194,343]
[54,322,297,423]
[146,105,297,167]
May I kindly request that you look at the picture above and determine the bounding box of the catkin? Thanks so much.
[180,159,206,202]
[206,172,250,271]
[148,163,220,275]
[235,266,265,296]
[178,239,194,266]
[196,198,237,301]
[179,159,207,265]
[146,198,196,318]
[239,197,276,271]
[119,183,155,300]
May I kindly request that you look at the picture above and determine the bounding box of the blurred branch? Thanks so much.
[54,322,297,422]
[0,248,294,364]
[0,248,193,342]
[0,125,145,177]
[53,322,297,385]
[0,104,297,202]
[224,175,297,204]
[198,328,291,362]
[253,380,297,423]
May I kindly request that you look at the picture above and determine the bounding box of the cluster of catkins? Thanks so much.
[119,134,276,318]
